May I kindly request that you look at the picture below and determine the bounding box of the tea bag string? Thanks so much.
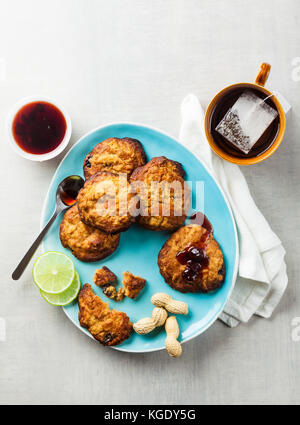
[257,92,275,106]
[245,91,277,119]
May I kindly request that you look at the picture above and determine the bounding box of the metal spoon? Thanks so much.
[12,175,85,280]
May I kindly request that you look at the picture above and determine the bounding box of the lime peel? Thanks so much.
[40,271,81,306]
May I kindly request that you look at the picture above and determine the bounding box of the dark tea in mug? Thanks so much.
[209,86,280,159]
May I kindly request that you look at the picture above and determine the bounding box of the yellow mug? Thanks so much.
[204,63,286,165]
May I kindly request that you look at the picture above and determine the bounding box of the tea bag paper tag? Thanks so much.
[271,90,291,115]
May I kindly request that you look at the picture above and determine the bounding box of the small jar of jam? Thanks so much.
[7,96,71,161]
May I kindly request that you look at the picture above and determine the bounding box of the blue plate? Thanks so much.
[41,122,238,353]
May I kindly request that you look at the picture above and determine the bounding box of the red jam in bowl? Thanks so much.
[12,101,67,155]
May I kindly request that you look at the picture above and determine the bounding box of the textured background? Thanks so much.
[0,0,299,405]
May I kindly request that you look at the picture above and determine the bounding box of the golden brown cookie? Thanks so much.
[83,137,146,179]
[122,271,146,299]
[59,205,120,262]
[158,223,225,293]
[77,171,135,234]
[94,267,117,287]
[130,156,191,231]
[78,284,132,346]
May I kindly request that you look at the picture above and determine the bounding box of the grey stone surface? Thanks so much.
[0,0,299,405]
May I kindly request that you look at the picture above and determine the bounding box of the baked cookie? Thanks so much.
[130,156,191,231]
[78,284,132,346]
[77,171,135,234]
[59,205,120,262]
[94,267,117,287]
[122,271,146,299]
[83,137,146,180]
[158,223,225,293]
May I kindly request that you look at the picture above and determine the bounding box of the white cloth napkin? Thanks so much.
[179,94,288,327]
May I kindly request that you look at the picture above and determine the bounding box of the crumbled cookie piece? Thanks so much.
[94,267,117,287]
[78,284,132,346]
[103,285,125,302]
[115,288,125,301]
[102,285,117,299]
[102,285,124,300]
[122,271,146,299]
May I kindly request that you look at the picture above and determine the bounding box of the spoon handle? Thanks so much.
[12,210,60,281]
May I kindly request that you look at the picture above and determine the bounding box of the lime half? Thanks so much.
[33,251,75,294]
[40,271,81,306]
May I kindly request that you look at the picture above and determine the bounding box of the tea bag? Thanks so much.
[215,90,278,154]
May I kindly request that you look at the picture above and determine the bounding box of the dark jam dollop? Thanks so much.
[176,240,209,282]
[176,213,212,282]
[12,101,67,155]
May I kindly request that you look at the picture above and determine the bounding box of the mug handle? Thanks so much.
[255,63,271,86]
